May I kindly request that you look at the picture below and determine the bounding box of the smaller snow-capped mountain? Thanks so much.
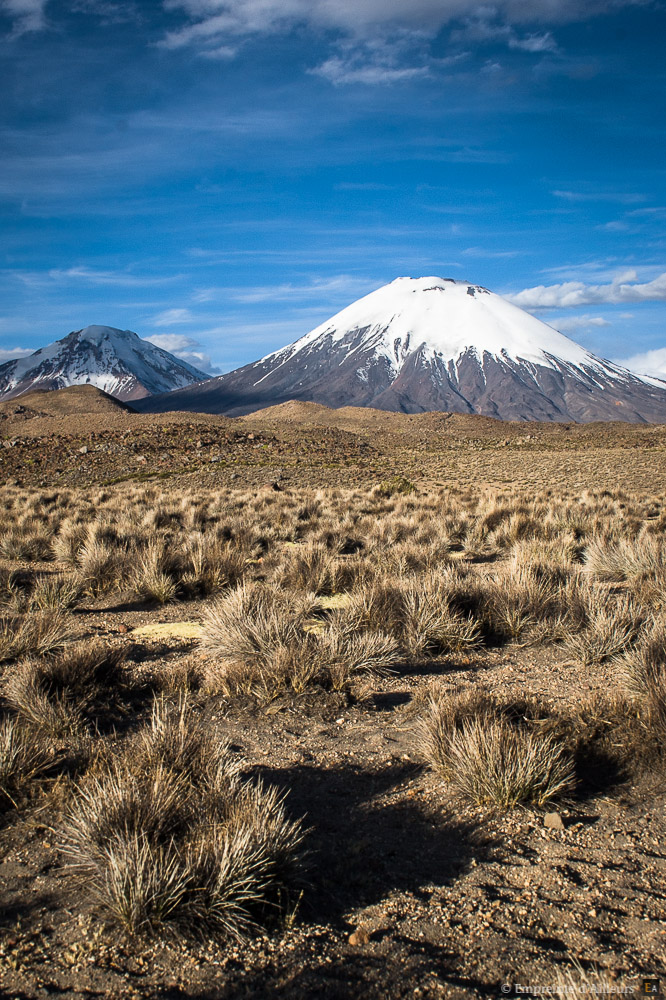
[138,276,666,423]
[0,326,210,402]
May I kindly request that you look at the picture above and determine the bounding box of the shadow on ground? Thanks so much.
[257,761,495,922]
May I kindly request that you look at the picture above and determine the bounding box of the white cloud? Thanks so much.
[508,32,556,52]
[548,314,611,332]
[598,220,632,232]
[616,347,666,379]
[174,350,217,373]
[451,15,557,53]
[163,0,641,45]
[313,53,429,86]
[552,190,646,204]
[143,333,216,373]
[42,267,180,287]
[0,346,35,363]
[194,274,374,305]
[462,246,521,259]
[508,270,666,309]
[1,0,46,33]
[144,333,198,352]
[150,308,195,326]
[160,0,643,68]
[199,43,236,59]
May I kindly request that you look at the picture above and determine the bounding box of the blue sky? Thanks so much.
[1,0,665,376]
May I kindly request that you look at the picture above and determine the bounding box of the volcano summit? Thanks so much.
[0,325,209,403]
[138,277,666,422]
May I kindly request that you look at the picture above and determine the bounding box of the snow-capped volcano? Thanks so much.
[0,325,209,402]
[137,277,666,422]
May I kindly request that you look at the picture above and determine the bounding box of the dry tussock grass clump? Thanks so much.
[481,567,587,642]
[180,531,246,597]
[316,627,401,691]
[444,719,575,808]
[75,537,132,597]
[509,536,581,575]
[416,685,498,763]
[400,577,481,657]
[62,698,306,939]
[0,609,74,663]
[417,686,575,808]
[333,579,405,637]
[0,529,54,562]
[562,692,657,783]
[0,568,28,612]
[52,522,89,563]
[131,542,179,605]
[30,573,82,610]
[616,623,666,744]
[4,639,127,738]
[200,583,400,698]
[564,590,645,666]
[200,584,311,665]
[0,716,56,807]
[583,533,666,582]
[274,542,368,595]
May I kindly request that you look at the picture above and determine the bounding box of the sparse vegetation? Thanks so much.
[3,639,128,737]
[443,718,575,808]
[0,440,665,993]
[417,686,575,807]
[0,609,74,662]
[0,717,56,807]
[62,698,306,939]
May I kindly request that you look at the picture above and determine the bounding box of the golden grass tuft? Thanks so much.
[417,686,575,808]
[0,717,56,807]
[0,609,74,663]
[62,697,306,939]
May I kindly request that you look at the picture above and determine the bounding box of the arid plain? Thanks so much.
[1,385,666,999]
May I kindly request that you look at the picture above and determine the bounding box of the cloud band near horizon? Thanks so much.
[508,271,666,310]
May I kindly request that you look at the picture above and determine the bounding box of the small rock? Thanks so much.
[349,927,370,947]
[116,624,129,634]
[544,812,565,831]
[79,445,88,454]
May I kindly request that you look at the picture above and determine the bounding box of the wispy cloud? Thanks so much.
[552,190,647,204]
[0,346,35,362]
[193,274,374,305]
[548,314,611,332]
[150,308,195,326]
[334,182,396,191]
[15,267,182,288]
[451,14,557,54]
[162,0,642,48]
[313,53,429,86]
[1,0,46,34]
[142,332,216,373]
[462,246,521,259]
[616,347,666,378]
[160,0,631,80]
[509,270,666,309]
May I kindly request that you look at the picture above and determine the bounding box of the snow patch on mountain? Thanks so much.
[0,325,210,401]
[253,276,661,388]
[132,275,666,423]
